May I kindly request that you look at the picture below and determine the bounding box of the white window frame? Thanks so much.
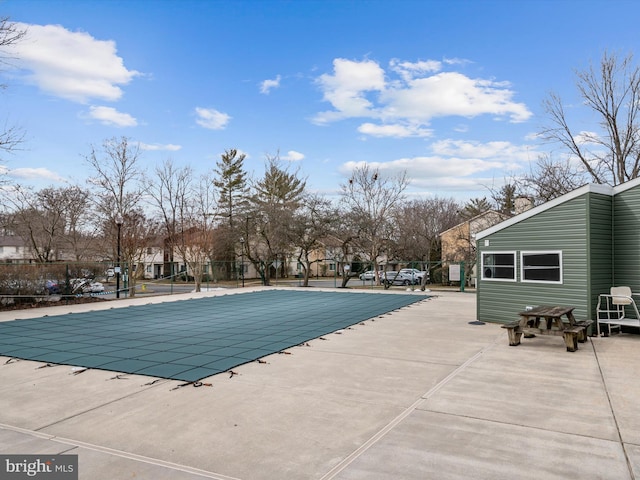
[520,250,563,284]
[481,251,517,282]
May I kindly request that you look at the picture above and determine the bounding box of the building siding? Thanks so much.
[477,194,592,324]
[614,186,640,290]
[587,193,613,320]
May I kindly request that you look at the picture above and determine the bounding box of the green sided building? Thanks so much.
[475,178,640,325]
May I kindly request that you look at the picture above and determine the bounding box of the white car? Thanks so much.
[70,279,105,294]
[84,281,105,293]
[398,268,429,283]
[359,270,383,281]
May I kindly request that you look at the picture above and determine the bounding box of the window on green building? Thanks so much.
[521,251,562,283]
[481,252,516,281]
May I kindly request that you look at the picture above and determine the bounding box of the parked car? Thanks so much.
[359,270,383,281]
[84,281,105,293]
[382,271,421,286]
[44,279,60,294]
[70,278,105,294]
[398,268,429,283]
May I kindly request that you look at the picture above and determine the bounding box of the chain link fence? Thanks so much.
[0,260,250,307]
[0,258,473,308]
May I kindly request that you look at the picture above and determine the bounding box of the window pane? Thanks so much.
[523,253,559,268]
[522,253,561,282]
[482,253,515,280]
[525,268,560,281]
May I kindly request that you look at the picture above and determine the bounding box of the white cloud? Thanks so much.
[195,107,230,130]
[574,130,600,145]
[139,142,182,151]
[87,106,137,127]
[381,72,531,123]
[389,58,442,81]
[341,156,505,179]
[281,150,305,161]
[338,139,537,196]
[314,57,532,134]
[443,57,472,66]
[357,122,433,138]
[430,139,533,162]
[260,75,281,94]
[340,156,510,198]
[314,58,386,123]
[524,131,540,141]
[14,23,140,103]
[7,167,66,183]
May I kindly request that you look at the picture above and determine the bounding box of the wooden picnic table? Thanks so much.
[502,305,592,352]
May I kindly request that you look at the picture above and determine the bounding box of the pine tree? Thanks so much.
[245,155,307,285]
[461,197,493,219]
[213,149,250,227]
[252,157,306,209]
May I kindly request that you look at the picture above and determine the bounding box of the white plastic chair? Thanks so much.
[596,286,640,336]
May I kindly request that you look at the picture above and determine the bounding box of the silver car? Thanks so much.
[398,268,429,283]
[359,270,383,281]
[382,271,421,286]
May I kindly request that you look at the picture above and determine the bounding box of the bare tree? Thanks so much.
[186,173,219,291]
[332,219,361,288]
[147,161,223,291]
[118,209,159,296]
[85,136,145,218]
[540,51,640,187]
[4,186,63,262]
[3,185,94,263]
[0,17,26,159]
[340,165,409,286]
[145,158,194,280]
[85,137,145,293]
[393,197,461,288]
[520,153,587,203]
[288,194,338,286]
[39,186,96,260]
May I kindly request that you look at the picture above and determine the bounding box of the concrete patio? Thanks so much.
[0,288,638,479]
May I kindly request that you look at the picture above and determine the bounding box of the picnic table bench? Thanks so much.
[501,306,593,352]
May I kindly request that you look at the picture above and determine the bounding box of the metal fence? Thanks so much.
[0,258,472,307]
[0,260,251,306]
[340,260,471,289]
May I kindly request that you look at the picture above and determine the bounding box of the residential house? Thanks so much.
[0,236,33,263]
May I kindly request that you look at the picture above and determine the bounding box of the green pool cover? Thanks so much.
[0,290,426,382]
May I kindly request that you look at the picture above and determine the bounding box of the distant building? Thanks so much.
[0,236,33,263]
[440,211,510,284]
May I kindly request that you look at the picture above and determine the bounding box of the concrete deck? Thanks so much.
[0,288,638,479]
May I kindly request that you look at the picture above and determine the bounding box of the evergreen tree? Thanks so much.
[245,155,307,285]
[213,149,250,227]
[252,157,306,209]
[492,183,517,216]
[461,197,492,219]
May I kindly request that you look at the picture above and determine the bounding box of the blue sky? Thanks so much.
[1,0,638,202]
